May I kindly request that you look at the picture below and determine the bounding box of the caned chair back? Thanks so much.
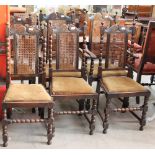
[104,25,129,69]
[56,28,79,71]
[142,21,155,63]
[11,27,39,77]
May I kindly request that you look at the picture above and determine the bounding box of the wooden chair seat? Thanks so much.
[4,84,51,103]
[101,76,146,93]
[51,77,95,95]
[134,53,155,73]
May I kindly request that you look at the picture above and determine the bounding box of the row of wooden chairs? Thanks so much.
[1,19,154,147]
[1,23,97,147]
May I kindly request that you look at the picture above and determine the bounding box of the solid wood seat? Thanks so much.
[52,77,95,95]
[4,84,51,103]
[101,76,146,93]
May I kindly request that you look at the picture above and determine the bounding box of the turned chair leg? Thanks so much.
[103,97,111,134]
[136,74,142,104]
[85,77,94,110]
[140,96,149,131]
[38,108,44,119]
[2,108,8,147]
[29,78,36,114]
[78,99,85,111]
[122,97,129,108]
[32,108,36,113]
[85,99,91,110]
[136,97,140,104]
[7,108,12,119]
[150,75,154,84]
[96,81,101,111]
[47,107,54,145]
[89,99,96,135]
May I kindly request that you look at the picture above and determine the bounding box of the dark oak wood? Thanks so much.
[2,23,54,147]
[97,24,150,133]
[48,24,98,135]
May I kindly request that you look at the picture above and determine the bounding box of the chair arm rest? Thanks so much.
[79,48,97,59]
[127,50,139,59]
[79,48,89,58]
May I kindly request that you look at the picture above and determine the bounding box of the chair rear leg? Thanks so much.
[89,99,97,135]
[78,99,85,111]
[136,74,142,104]
[2,108,8,147]
[38,108,44,119]
[85,99,91,110]
[7,108,12,119]
[103,97,111,134]
[86,76,94,110]
[29,78,36,114]
[96,81,101,111]
[150,75,154,84]
[122,97,129,108]
[140,95,149,131]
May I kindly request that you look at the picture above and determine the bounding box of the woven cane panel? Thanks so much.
[16,35,37,75]
[108,33,125,69]
[58,32,78,70]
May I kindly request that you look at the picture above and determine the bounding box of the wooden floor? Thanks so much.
[0,75,155,149]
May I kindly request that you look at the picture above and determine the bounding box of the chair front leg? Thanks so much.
[2,108,8,147]
[89,99,97,135]
[103,97,111,134]
[47,106,54,145]
[140,95,149,131]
